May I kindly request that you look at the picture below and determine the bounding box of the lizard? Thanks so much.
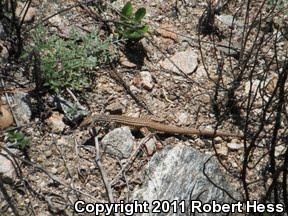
[80,113,244,138]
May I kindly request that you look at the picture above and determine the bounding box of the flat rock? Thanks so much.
[156,23,178,41]
[120,57,137,68]
[177,111,189,126]
[105,101,124,114]
[216,144,228,157]
[132,145,240,215]
[227,141,243,151]
[0,149,16,183]
[144,137,157,156]
[101,127,136,158]
[160,50,198,75]
[140,71,154,91]
[46,112,66,133]
[275,145,285,157]
[216,15,244,28]
[13,92,32,125]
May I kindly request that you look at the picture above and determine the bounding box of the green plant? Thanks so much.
[7,131,29,150]
[116,1,148,41]
[23,25,112,92]
[268,0,288,10]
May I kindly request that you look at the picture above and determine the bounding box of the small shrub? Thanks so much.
[23,26,112,92]
[116,1,148,41]
[7,131,29,150]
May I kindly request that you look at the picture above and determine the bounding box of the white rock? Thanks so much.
[216,144,228,156]
[102,127,136,158]
[227,141,243,151]
[0,150,16,183]
[214,136,223,144]
[216,15,244,28]
[160,50,198,75]
[140,71,154,90]
[275,145,285,157]
[177,112,189,125]
[144,137,156,156]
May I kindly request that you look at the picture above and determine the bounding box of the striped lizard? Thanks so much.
[80,114,244,138]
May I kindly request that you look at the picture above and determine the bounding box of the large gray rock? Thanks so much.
[132,145,241,216]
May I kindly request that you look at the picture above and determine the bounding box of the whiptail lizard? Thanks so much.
[80,114,244,138]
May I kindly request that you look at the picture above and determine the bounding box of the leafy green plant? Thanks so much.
[23,25,112,92]
[7,131,29,150]
[116,1,148,41]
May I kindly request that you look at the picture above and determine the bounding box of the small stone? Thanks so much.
[44,150,53,158]
[177,112,189,126]
[105,101,124,114]
[231,161,238,168]
[36,155,44,163]
[156,23,178,41]
[216,144,228,157]
[275,145,285,157]
[144,137,157,156]
[50,167,58,175]
[46,112,66,133]
[216,15,244,28]
[195,138,205,148]
[101,127,136,158]
[0,150,16,183]
[13,92,32,125]
[16,2,37,23]
[48,15,71,38]
[194,65,207,80]
[140,71,154,91]
[227,140,243,151]
[160,50,198,75]
[214,136,223,144]
[120,57,137,68]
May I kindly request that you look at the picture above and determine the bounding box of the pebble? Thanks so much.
[227,141,243,151]
[144,137,157,156]
[105,101,124,114]
[140,71,154,91]
[216,144,228,157]
[46,112,66,133]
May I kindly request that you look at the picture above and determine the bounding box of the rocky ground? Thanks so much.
[0,0,287,215]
